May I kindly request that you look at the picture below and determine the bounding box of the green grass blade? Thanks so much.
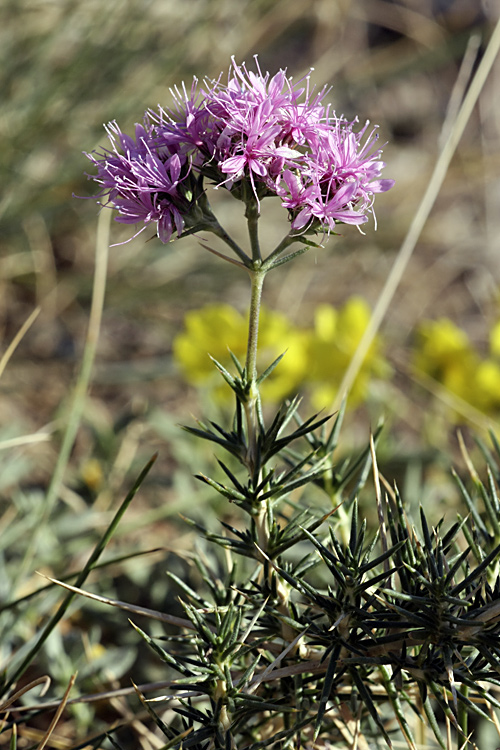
[2,452,157,693]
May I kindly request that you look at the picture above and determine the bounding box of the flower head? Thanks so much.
[277,117,394,233]
[85,121,190,243]
[84,57,393,243]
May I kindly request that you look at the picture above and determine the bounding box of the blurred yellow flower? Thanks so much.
[305,297,389,410]
[475,359,500,412]
[173,304,307,402]
[413,318,479,403]
[174,298,389,409]
[80,457,104,492]
[490,320,500,359]
[175,305,500,417]
[484,319,500,411]
[414,319,471,372]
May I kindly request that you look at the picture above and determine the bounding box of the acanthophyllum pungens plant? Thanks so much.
[81,57,500,749]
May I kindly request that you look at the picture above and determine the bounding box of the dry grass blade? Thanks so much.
[333,16,500,410]
[36,672,76,750]
[439,32,481,147]
[197,240,247,268]
[403,363,497,433]
[336,702,371,750]
[0,676,51,713]
[41,575,194,630]
[41,207,111,520]
[488,703,500,740]
[457,431,480,483]
[4,209,113,635]
[247,628,309,693]
[0,430,53,452]
[370,433,388,565]
[2,680,180,714]
[0,307,40,380]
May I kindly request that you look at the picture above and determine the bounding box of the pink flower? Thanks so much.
[85,121,189,243]
[276,116,394,233]
[83,57,394,243]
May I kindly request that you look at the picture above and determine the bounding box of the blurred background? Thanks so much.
[1,0,500,744]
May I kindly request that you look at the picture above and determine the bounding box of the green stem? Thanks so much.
[242,217,299,644]
[458,684,468,748]
[211,222,251,265]
[192,182,251,266]
[245,195,261,264]
[262,231,301,268]
[245,269,265,384]
[244,268,266,475]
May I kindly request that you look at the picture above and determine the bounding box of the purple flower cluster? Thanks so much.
[85,57,394,244]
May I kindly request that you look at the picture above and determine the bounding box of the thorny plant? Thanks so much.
[64,57,500,748]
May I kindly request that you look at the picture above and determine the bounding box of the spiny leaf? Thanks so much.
[350,667,393,747]
[378,665,417,750]
[452,469,490,539]
[166,571,208,606]
[132,681,172,738]
[256,351,287,385]
[359,540,406,574]
[451,540,500,596]
[129,621,196,677]
[208,354,237,388]
[227,349,245,377]
[423,696,447,750]
[324,396,347,452]
[479,468,500,536]
[182,424,244,460]
[195,474,247,503]
[314,645,340,739]
[215,459,246,495]
[267,244,312,269]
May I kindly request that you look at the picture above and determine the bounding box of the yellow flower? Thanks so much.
[173,304,246,384]
[414,319,471,373]
[413,318,479,404]
[490,320,500,358]
[474,359,500,412]
[305,297,389,410]
[80,458,104,492]
[173,304,307,403]
[483,319,500,411]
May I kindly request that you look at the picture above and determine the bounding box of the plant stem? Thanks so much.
[244,268,266,475]
[458,684,469,748]
[262,231,300,268]
[245,194,261,264]
[245,269,265,385]
[242,195,295,638]
[211,222,251,265]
